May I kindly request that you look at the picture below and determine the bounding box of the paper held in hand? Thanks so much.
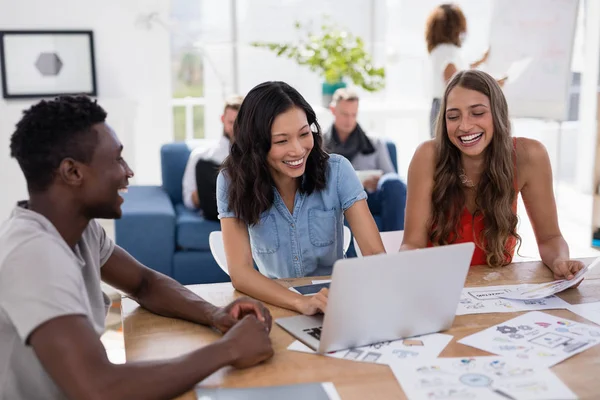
[356,169,383,182]
[499,257,600,301]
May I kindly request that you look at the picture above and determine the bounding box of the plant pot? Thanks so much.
[321,81,347,108]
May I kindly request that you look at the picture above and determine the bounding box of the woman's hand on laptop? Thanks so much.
[295,288,329,315]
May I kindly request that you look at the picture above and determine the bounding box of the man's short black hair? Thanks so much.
[10,96,107,192]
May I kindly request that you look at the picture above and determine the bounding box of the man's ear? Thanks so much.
[329,105,336,115]
[57,158,84,187]
[220,114,225,124]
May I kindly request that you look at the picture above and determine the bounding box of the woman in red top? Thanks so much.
[402,69,583,280]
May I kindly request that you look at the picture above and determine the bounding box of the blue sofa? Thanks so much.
[116,143,228,285]
[115,141,403,284]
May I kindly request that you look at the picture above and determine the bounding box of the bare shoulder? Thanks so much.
[411,140,437,168]
[515,137,550,168]
[407,140,437,185]
[515,137,552,188]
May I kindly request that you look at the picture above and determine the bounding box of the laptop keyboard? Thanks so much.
[303,326,323,340]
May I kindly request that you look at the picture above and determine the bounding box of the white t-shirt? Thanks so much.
[0,205,115,399]
[182,135,231,209]
[429,43,465,98]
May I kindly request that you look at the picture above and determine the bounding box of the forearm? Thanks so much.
[538,235,570,269]
[231,268,304,313]
[96,340,234,400]
[470,55,486,69]
[357,232,386,256]
[134,270,219,326]
[469,61,481,69]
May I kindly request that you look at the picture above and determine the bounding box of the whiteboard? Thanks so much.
[485,0,579,121]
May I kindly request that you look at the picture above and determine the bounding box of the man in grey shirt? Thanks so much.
[324,88,406,232]
[0,96,274,400]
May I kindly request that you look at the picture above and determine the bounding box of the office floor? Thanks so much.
[98,181,600,364]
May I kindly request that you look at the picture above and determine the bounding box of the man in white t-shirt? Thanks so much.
[0,96,273,399]
[182,95,243,219]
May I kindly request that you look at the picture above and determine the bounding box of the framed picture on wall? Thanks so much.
[0,30,97,99]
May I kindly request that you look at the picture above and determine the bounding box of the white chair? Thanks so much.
[342,225,351,254]
[209,231,230,276]
[210,227,353,275]
[353,230,404,257]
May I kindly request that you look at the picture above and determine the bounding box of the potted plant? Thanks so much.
[252,20,385,107]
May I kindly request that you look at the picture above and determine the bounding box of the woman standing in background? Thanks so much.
[425,3,489,138]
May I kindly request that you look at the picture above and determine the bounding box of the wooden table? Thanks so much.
[122,259,600,399]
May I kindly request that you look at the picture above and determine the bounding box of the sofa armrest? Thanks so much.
[115,186,176,277]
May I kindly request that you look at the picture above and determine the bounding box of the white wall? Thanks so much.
[0,0,172,219]
[198,0,497,163]
[575,0,600,193]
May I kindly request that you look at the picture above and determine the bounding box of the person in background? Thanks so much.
[182,95,243,220]
[401,70,584,281]
[218,81,386,316]
[1,96,273,400]
[425,3,493,138]
[324,88,407,232]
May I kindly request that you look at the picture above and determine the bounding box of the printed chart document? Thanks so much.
[195,382,340,400]
[457,285,570,315]
[500,257,600,300]
[390,356,576,400]
[288,333,452,365]
[568,301,600,325]
[459,311,600,367]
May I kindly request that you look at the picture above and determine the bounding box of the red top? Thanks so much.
[429,138,518,266]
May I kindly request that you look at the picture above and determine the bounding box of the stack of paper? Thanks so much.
[457,285,570,315]
[500,257,599,301]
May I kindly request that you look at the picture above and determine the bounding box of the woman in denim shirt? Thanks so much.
[217,81,385,315]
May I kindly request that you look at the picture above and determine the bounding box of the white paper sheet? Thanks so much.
[312,279,332,284]
[505,57,533,82]
[390,356,576,400]
[500,257,600,300]
[457,285,570,315]
[568,301,600,326]
[288,333,453,365]
[459,311,600,367]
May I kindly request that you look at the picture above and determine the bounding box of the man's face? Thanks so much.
[79,123,133,219]
[221,108,239,140]
[331,99,359,136]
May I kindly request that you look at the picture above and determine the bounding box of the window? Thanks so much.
[171,0,206,140]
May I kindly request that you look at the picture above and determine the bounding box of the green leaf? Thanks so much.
[253,19,385,91]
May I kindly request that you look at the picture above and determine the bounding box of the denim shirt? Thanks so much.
[217,154,367,279]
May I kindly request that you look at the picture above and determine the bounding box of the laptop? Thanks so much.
[276,242,475,354]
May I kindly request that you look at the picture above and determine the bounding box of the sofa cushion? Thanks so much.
[161,143,191,205]
[175,203,221,251]
[386,141,398,173]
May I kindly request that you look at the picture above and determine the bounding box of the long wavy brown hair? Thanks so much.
[430,70,520,267]
[425,3,467,53]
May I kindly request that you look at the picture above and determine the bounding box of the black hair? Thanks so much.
[223,81,329,225]
[10,96,107,192]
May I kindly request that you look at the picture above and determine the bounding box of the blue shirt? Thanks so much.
[217,154,367,279]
